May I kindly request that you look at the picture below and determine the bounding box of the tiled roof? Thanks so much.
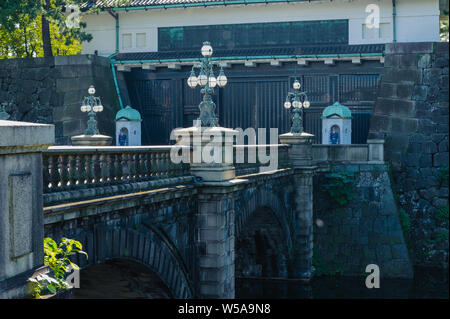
[87,0,337,9]
[112,44,385,62]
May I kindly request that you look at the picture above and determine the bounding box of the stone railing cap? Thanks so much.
[0,120,54,148]
[367,139,385,144]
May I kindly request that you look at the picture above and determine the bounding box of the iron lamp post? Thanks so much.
[284,79,310,134]
[187,41,228,127]
[80,85,104,135]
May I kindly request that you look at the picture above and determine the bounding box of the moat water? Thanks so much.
[74,260,448,299]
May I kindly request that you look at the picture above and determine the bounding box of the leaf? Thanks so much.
[47,285,57,294]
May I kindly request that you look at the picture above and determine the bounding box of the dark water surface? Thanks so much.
[236,268,449,299]
[74,260,448,299]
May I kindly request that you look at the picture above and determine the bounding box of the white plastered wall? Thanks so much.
[81,0,440,57]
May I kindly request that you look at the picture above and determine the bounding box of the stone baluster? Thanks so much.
[115,153,123,183]
[86,153,95,187]
[127,152,135,183]
[135,152,142,182]
[50,154,61,191]
[163,151,170,178]
[42,154,51,193]
[93,153,102,186]
[122,152,129,182]
[68,154,78,190]
[150,152,157,179]
[99,153,108,185]
[142,151,150,180]
[60,155,70,191]
[77,154,87,188]
[107,153,116,184]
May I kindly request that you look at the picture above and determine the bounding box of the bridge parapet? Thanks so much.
[312,139,385,171]
[233,144,290,177]
[42,146,191,206]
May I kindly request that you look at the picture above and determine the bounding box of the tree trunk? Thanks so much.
[41,0,52,57]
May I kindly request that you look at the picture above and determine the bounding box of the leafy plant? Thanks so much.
[398,209,411,233]
[435,231,449,243]
[323,170,355,206]
[436,206,449,223]
[28,237,87,299]
[436,166,449,187]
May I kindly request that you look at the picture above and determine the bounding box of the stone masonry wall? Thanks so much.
[0,55,120,145]
[313,163,414,279]
[368,42,449,269]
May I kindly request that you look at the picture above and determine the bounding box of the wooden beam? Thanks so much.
[270,60,282,66]
[142,63,156,70]
[116,65,131,72]
[167,63,181,70]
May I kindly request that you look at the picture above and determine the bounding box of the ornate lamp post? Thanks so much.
[283,79,310,134]
[186,41,228,127]
[80,85,104,135]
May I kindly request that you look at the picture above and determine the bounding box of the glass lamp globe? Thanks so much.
[187,75,198,88]
[217,73,227,87]
[198,73,208,86]
[208,76,217,88]
[93,105,99,112]
[98,104,104,112]
[284,101,291,109]
[293,100,301,108]
[303,101,310,108]
[201,42,213,57]
[81,105,87,112]
[88,86,96,95]
[293,80,301,90]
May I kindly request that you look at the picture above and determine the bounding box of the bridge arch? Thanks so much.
[235,185,292,278]
[72,224,194,299]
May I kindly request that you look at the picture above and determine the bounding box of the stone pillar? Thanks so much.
[196,187,236,298]
[0,120,54,298]
[174,125,239,298]
[279,132,316,281]
[367,139,385,163]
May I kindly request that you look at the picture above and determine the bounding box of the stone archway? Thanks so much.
[70,224,194,299]
[235,206,289,279]
[74,258,173,299]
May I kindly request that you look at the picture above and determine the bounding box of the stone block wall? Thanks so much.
[313,163,413,279]
[0,55,120,145]
[368,42,449,268]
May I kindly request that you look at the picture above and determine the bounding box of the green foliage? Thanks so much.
[28,237,87,299]
[312,249,344,277]
[436,166,449,187]
[398,209,411,233]
[0,15,81,58]
[441,18,449,42]
[436,206,449,223]
[0,0,114,58]
[435,230,449,243]
[323,170,355,206]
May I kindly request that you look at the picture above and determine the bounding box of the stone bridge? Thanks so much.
[0,120,386,298]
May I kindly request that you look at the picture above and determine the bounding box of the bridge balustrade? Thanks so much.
[42,146,190,194]
[233,144,291,176]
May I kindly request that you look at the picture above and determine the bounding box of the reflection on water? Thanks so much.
[236,268,449,299]
[74,260,447,299]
